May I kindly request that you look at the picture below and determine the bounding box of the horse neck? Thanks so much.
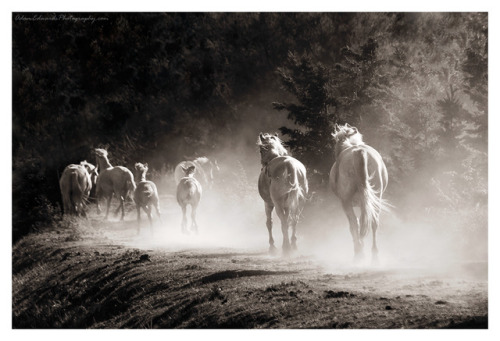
[262,148,287,166]
[335,139,362,158]
[97,156,112,170]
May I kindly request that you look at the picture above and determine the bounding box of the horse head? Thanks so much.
[135,162,149,181]
[94,148,113,170]
[94,148,108,158]
[181,165,196,177]
[80,160,99,186]
[257,132,288,166]
[332,124,363,143]
[135,162,148,173]
[332,123,364,157]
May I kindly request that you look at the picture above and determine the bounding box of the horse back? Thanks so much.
[174,161,208,185]
[135,180,158,205]
[60,165,92,196]
[330,144,387,199]
[176,177,202,204]
[97,166,136,198]
[259,156,308,202]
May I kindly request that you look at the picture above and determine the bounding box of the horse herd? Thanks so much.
[59,123,389,261]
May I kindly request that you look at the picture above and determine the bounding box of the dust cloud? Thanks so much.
[88,98,486,278]
[94,131,486,279]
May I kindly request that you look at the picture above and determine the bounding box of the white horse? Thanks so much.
[134,162,161,234]
[59,161,97,217]
[176,165,202,234]
[94,148,136,220]
[329,123,389,262]
[257,133,308,255]
[174,157,219,189]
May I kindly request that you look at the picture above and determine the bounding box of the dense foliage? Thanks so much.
[12,13,487,242]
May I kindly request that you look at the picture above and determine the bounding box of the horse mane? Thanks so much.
[135,162,149,181]
[332,124,365,157]
[80,160,95,171]
[257,133,288,157]
[135,162,148,172]
[194,157,209,164]
[95,148,108,158]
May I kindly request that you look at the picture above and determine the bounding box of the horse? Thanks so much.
[174,157,219,189]
[59,162,95,217]
[94,148,136,220]
[257,133,308,255]
[328,123,389,262]
[80,160,99,189]
[134,162,161,234]
[176,165,202,234]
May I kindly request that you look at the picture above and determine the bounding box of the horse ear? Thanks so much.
[259,133,264,142]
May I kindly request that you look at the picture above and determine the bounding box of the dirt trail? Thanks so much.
[12,200,488,328]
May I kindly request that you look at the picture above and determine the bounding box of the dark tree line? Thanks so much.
[12,13,487,242]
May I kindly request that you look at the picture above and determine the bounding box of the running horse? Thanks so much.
[94,148,136,220]
[257,133,308,255]
[174,157,219,189]
[59,161,97,217]
[134,162,161,234]
[176,165,202,234]
[329,123,389,262]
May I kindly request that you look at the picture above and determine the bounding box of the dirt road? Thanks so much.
[12,196,488,328]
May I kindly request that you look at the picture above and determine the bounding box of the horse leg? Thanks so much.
[265,203,277,254]
[61,192,70,215]
[342,200,363,260]
[136,205,141,234]
[154,200,162,223]
[80,202,88,218]
[290,216,298,251]
[96,190,102,215]
[191,203,199,234]
[114,195,125,220]
[275,205,291,255]
[105,196,112,220]
[181,204,189,234]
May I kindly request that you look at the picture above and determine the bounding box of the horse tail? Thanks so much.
[284,164,306,223]
[356,149,381,239]
[127,174,137,201]
[69,171,81,214]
